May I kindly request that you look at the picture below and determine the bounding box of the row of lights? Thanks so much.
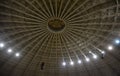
[62,51,104,66]
[0,42,20,57]
[108,39,120,51]
[62,53,99,66]
[62,39,120,66]
[0,39,119,65]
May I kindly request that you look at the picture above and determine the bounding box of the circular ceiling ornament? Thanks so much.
[0,0,120,76]
[47,18,65,33]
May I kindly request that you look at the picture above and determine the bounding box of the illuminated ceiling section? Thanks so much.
[0,0,120,76]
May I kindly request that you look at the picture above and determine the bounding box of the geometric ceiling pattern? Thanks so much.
[0,0,120,76]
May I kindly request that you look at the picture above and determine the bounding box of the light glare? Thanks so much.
[8,49,12,53]
[93,55,97,59]
[78,60,82,64]
[86,58,90,62]
[15,53,20,57]
[62,62,66,66]
[101,51,105,54]
[0,43,4,48]
[108,45,113,50]
[70,61,74,65]
[115,39,120,44]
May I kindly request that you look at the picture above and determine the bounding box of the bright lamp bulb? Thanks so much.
[101,51,105,54]
[70,61,74,65]
[115,39,120,44]
[62,62,66,66]
[78,60,82,64]
[8,49,12,53]
[93,55,97,59]
[0,43,4,48]
[108,45,113,50]
[86,58,90,62]
[15,53,20,57]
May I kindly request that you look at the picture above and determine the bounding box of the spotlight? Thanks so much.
[101,51,105,54]
[7,48,12,53]
[62,62,66,66]
[15,53,20,57]
[93,54,97,59]
[89,51,98,59]
[108,45,113,50]
[78,60,82,64]
[70,61,74,65]
[115,39,120,44]
[0,43,4,48]
[86,58,90,62]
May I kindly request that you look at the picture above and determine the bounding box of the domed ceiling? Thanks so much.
[0,0,120,76]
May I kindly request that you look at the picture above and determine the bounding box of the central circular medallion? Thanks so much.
[48,18,65,32]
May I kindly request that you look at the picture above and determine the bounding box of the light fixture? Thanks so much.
[15,53,20,57]
[115,39,120,44]
[0,43,4,48]
[89,51,98,59]
[70,61,74,65]
[86,57,90,62]
[62,62,66,66]
[108,45,113,50]
[7,48,12,53]
[101,51,105,54]
[78,60,82,64]
[93,54,97,59]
